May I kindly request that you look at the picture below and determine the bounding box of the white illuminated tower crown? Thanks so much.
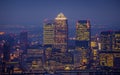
[55,13,67,20]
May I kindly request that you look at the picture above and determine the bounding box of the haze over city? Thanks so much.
[0,0,120,75]
[0,0,120,35]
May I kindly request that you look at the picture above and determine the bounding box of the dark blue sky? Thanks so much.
[0,0,120,31]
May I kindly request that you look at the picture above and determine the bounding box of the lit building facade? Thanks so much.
[90,35,100,68]
[100,31,114,50]
[114,31,120,50]
[43,20,54,47]
[25,48,45,72]
[99,30,120,70]
[76,20,90,49]
[75,20,91,68]
[99,51,120,70]
[100,30,120,51]
[54,13,68,52]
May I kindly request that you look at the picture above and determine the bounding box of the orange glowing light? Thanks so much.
[0,32,5,35]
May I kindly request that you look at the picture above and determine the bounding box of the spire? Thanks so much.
[55,12,67,20]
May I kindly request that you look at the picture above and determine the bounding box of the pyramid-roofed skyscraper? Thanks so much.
[54,13,68,52]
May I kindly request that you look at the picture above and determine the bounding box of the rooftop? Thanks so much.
[55,13,67,20]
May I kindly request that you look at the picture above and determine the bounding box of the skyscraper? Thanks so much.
[75,20,91,68]
[20,31,28,53]
[43,20,54,47]
[99,30,120,69]
[20,31,28,45]
[76,20,90,49]
[54,13,68,52]
[3,42,10,62]
[100,31,114,50]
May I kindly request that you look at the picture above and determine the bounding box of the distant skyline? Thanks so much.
[0,0,120,35]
